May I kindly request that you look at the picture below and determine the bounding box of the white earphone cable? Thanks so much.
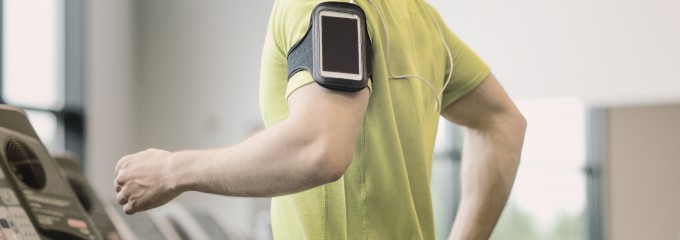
[364,0,454,112]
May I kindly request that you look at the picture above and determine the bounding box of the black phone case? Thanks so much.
[287,2,372,92]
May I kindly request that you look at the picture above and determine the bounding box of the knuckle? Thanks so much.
[123,206,132,215]
[115,173,128,185]
[121,160,131,169]
[116,157,131,171]
[125,201,136,214]
[119,187,129,198]
[119,155,130,164]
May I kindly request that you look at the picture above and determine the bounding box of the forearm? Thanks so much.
[169,119,344,198]
[114,84,368,214]
[449,115,526,240]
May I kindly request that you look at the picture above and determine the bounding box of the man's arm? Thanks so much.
[114,83,369,214]
[442,74,526,240]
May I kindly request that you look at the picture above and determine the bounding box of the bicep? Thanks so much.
[287,82,370,163]
[442,73,522,129]
[288,82,369,126]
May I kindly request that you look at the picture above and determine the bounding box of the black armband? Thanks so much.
[287,2,372,91]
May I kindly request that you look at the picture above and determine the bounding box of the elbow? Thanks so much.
[315,160,349,184]
[508,110,527,166]
[306,140,354,185]
[501,105,527,136]
[516,111,528,134]
[481,108,527,163]
[481,107,527,137]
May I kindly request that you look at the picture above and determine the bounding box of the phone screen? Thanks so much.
[321,16,360,74]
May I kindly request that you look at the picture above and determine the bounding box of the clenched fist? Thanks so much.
[114,148,185,214]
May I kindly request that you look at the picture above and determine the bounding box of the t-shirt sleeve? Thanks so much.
[286,71,372,98]
[271,0,322,99]
[433,9,491,111]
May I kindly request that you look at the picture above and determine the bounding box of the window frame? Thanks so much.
[585,108,606,240]
[0,0,86,164]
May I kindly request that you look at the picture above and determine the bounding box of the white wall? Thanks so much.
[133,0,269,151]
[428,0,680,105]
[85,0,136,198]
[86,0,273,236]
[133,0,273,236]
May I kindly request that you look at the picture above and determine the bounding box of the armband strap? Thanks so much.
[287,2,372,92]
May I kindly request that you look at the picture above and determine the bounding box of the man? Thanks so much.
[114,0,526,239]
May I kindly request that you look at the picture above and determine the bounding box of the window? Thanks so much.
[433,99,603,240]
[490,99,587,240]
[1,0,84,161]
[432,117,460,239]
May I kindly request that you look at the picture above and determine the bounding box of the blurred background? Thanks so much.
[2,0,679,239]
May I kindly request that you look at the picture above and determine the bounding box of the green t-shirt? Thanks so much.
[259,0,490,239]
